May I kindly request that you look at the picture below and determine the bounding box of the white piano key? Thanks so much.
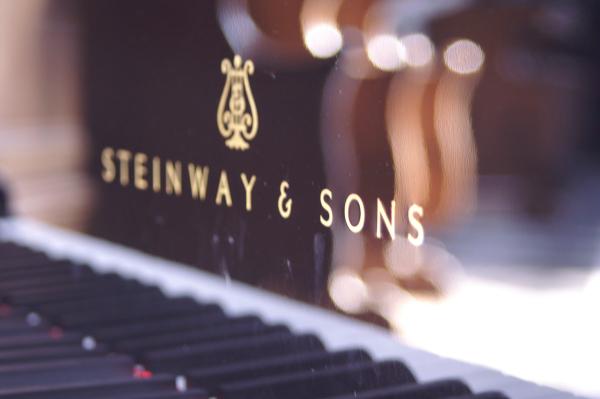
[409,356,483,382]
[463,369,571,399]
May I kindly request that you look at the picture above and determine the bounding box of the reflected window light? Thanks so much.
[384,237,461,281]
[585,270,600,302]
[363,268,413,322]
[328,269,369,314]
[303,22,343,59]
[366,34,406,72]
[400,33,434,68]
[443,39,485,75]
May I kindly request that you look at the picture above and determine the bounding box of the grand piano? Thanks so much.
[0,0,598,397]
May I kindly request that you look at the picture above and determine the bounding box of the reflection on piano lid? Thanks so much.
[0,0,597,397]
[0,218,581,399]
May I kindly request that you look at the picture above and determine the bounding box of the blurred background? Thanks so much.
[1,0,600,396]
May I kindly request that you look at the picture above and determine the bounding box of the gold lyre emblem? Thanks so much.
[217,55,259,151]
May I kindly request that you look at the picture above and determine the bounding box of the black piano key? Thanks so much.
[0,260,88,277]
[187,349,371,391]
[0,303,28,318]
[0,272,99,293]
[0,374,206,399]
[0,305,29,324]
[113,392,207,399]
[0,329,83,350]
[218,360,415,399]
[0,328,50,340]
[0,256,79,269]
[0,243,42,258]
[0,342,106,365]
[320,379,471,399]
[37,291,169,316]
[0,262,80,280]
[6,278,152,306]
[144,333,325,373]
[115,320,286,355]
[56,298,213,329]
[0,312,49,337]
[90,311,229,342]
[0,272,97,295]
[0,255,57,270]
[0,354,135,391]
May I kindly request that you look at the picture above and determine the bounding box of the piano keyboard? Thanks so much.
[0,218,580,399]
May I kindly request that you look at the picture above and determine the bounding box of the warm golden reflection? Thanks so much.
[433,66,481,221]
[443,39,485,75]
[385,67,432,211]
[300,0,343,59]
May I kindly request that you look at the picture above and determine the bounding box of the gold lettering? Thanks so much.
[134,153,148,190]
[277,181,292,219]
[215,170,232,207]
[407,204,425,246]
[165,160,182,195]
[319,188,333,227]
[188,164,209,200]
[376,198,395,239]
[344,193,365,233]
[101,147,116,183]
[240,173,256,211]
[152,157,161,192]
[116,149,132,186]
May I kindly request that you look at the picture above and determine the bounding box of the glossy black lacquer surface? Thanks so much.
[80,0,600,307]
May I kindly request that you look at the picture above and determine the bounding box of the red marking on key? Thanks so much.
[133,366,153,379]
[0,304,12,317]
[49,326,63,339]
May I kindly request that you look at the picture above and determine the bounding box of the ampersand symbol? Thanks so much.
[278,180,292,219]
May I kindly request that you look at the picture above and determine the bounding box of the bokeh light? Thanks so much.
[303,22,343,59]
[443,39,485,74]
[366,34,406,71]
[328,268,369,314]
[400,33,434,68]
